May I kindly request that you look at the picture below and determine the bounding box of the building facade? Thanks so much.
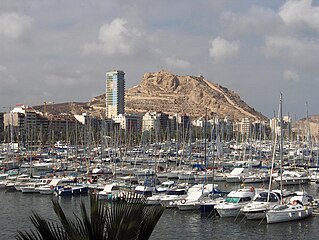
[105,70,125,118]
[113,114,142,132]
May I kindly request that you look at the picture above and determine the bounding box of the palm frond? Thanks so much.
[138,204,165,240]
[16,212,67,240]
[51,198,84,240]
[104,192,164,240]
[17,191,165,240]
[16,230,41,240]
[75,195,108,240]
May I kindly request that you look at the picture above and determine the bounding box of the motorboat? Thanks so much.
[133,176,158,197]
[147,186,188,207]
[274,170,310,185]
[199,193,226,215]
[98,182,121,200]
[20,178,52,193]
[215,187,256,217]
[55,184,89,196]
[134,185,155,197]
[243,172,270,184]
[176,184,217,211]
[160,188,189,208]
[10,174,32,191]
[240,190,283,220]
[36,178,74,195]
[0,173,8,189]
[155,180,175,193]
[226,168,245,183]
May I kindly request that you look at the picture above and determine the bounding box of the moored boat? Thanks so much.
[215,187,257,217]
[240,190,283,220]
[266,191,313,224]
[55,184,89,196]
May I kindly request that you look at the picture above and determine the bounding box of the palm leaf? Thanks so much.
[104,192,164,240]
[16,212,67,240]
[138,205,165,240]
[17,191,165,240]
[105,192,144,240]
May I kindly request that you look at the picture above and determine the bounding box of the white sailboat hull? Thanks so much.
[241,201,279,220]
[178,201,200,211]
[216,203,245,218]
[266,205,312,224]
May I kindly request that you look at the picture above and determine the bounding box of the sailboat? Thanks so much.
[266,94,313,223]
[241,93,284,220]
[199,116,225,215]
[266,191,313,223]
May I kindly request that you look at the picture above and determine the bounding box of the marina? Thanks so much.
[1,137,319,239]
[1,182,319,240]
[0,85,317,238]
[2,0,319,239]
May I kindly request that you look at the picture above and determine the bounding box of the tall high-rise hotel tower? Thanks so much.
[105,70,125,118]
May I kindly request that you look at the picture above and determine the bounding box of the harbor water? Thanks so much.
[1,182,319,240]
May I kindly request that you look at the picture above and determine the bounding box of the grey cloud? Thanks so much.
[209,37,240,62]
[83,18,142,56]
[283,70,300,82]
[279,0,319,31]
[0,12,33,38]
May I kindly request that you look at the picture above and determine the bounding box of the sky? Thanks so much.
[0,0,319,120]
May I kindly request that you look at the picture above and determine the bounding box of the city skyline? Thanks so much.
[1,0,319,119]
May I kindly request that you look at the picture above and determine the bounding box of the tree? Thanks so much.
[16,193,165,240]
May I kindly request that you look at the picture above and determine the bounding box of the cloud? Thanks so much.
[0,65,18,91]
[164,57,190,69]
[44,74,77,88]
[279,0,319,30]
[0,64,7,72]
[262,35,319,59]
[222,6,282,36]
[209,37,240,62]
[283,70,300,82]
[83,18,141,56]
[0,12,33,38]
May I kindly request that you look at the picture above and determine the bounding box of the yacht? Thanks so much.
[176,184,216,211]
[160,188,189,208]
[98,182,121,200]
[226,168,245,183]
[147,185,188,207]
[11,174,33,191]
[243,172,270,184]
[55,184,89,196]
[215,188,256,217]
[155,180,175,193]
[240,190,283,220]
[37,178,75,195]
[20,178,52,193]
[274,170,310,185]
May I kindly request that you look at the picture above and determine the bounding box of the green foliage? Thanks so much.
[16,193,164,240]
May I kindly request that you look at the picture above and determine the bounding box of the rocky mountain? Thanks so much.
[93,70,266,121]
[34,70,267,122]
[292,115,319,139]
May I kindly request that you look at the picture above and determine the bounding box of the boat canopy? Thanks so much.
[229,167,244,176]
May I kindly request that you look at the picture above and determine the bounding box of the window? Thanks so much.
[225,197,240,203]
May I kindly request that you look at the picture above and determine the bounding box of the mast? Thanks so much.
[204,108,207,186]
[306,102,311,144]
[279,92,283,202]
